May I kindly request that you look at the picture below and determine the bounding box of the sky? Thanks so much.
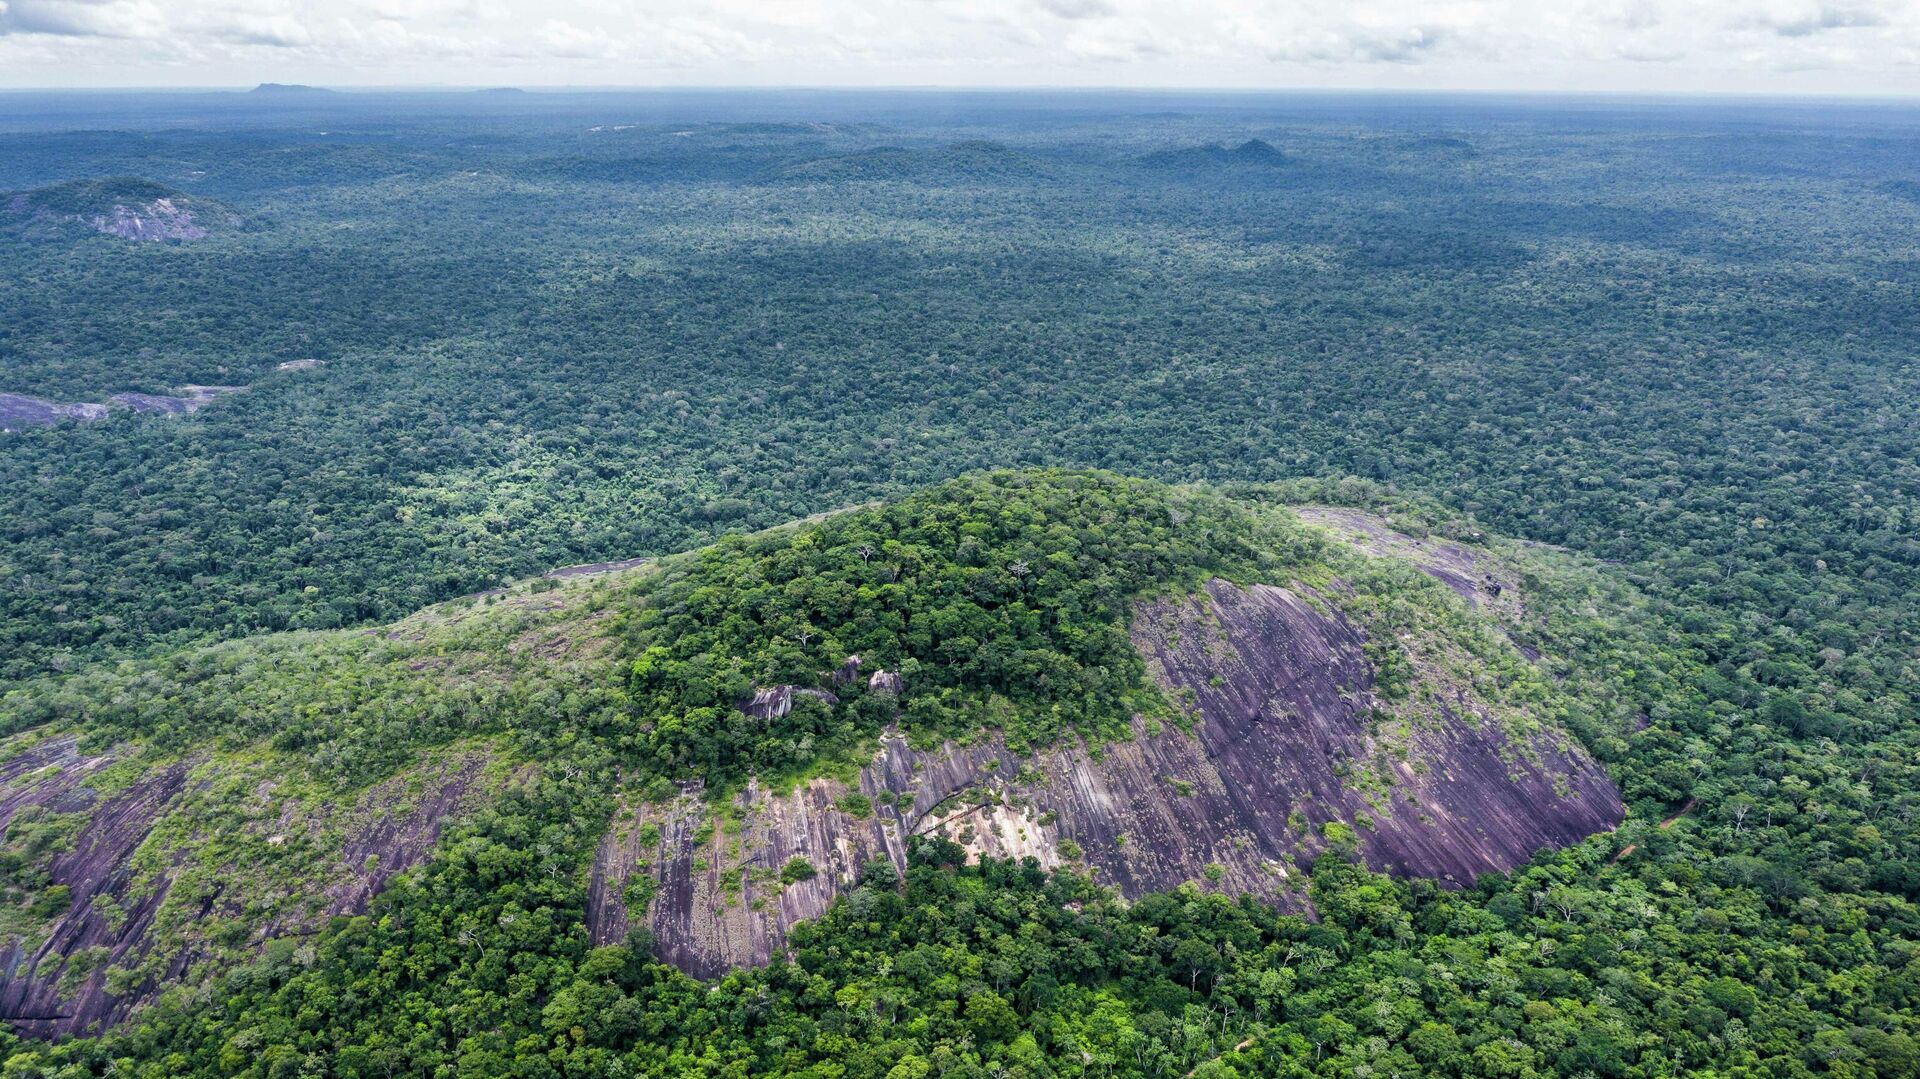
[0,0,1914,94]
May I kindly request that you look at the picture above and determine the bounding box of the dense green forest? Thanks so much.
[1,91,1919,1075]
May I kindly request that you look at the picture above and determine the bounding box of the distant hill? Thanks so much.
[1881,178,1920,203]
[249,82,333,95]
[1361,134,1478,160]
[1403,134,1475,154]
[776,140,1045,183]
[1,177,235,242]
[1140,138,1289,172]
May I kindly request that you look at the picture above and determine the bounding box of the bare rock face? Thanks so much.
[4,180,232,243]
[305,755,493,929]
[590,578,1622,979]
[738,685,838,722]
[0,739,491,1038]
[86,198,208,242]
[0,395,107,432]
[1123,581,1619,882]
[827,656,863,687]
[0,737,189,1038]
[0,387,244,432]
[1293,507,1513,611]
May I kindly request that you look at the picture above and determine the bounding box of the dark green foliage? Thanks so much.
[10,176,182,215]
[7,462,1910,1077]
[23,834,1920,1078]
[616,470,1301,781]
[3,97,1915,713]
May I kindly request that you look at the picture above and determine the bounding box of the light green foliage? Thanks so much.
[0,805,87,935]
[0,578,626,790]
[622,872,658,916]
[836,792,873,820]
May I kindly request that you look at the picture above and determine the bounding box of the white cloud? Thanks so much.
[1742,2,1889,36]
[1061,18,1166,62]
[0,0,1914,92]
[1270,24,1452,64]
[0,0,167,38]
[1035,0,1116,19]
[210,13,314,47]
[1219,4,1477,66]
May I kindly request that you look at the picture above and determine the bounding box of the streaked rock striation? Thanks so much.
[590,576,1622,979]
[0,738,490,1037]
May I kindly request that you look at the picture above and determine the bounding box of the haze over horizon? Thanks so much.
[0,0,1916,96]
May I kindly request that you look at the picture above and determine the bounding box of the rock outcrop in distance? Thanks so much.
[0,387,244,433]
[2,178,236,243]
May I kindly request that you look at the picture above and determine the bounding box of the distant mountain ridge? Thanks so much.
[1142,138,1290,171]
[775,139,1046,182]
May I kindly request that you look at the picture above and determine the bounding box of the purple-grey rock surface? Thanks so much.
[0,739,489,1037]
[590,577,1622,980]
[0,386,243,432]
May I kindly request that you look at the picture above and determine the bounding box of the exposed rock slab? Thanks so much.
[0,738,189,1038]
[1293,507,1515,612]
[86,198,208,242]
[0,387,244,432]
[309,753,493,924]
[590,578,1622,979]
[0,395,107,433]
[4,181,228,243]
[0,740,491,1037]
[738,685,837,722]
[1125,581,1618,880]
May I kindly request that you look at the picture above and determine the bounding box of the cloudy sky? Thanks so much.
[0,0,1914,93]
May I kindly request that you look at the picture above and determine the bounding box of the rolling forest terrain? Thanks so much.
[0,89,1918,1077]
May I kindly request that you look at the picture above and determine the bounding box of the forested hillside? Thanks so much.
[0,468,1881,1077]
[0,91,1918,1076]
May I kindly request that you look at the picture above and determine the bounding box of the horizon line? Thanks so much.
[3,83,1918,103]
